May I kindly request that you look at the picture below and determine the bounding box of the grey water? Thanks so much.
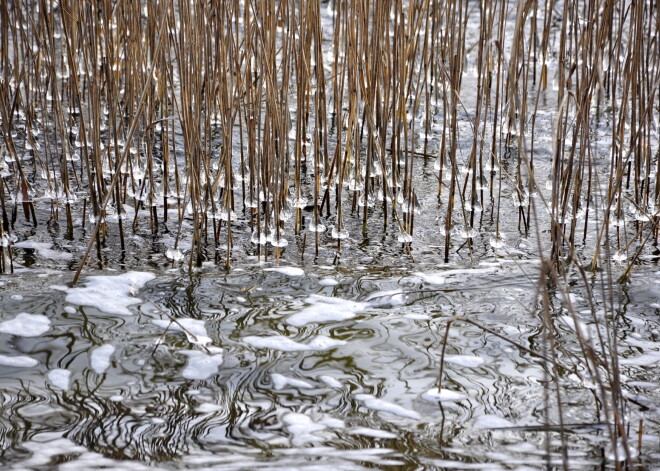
[1,244,660,469]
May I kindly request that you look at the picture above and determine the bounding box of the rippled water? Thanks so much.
[1,256,659,470]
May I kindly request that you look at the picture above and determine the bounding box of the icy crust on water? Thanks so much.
[180,348,223,380]
[65,271,155,315]
[90,344,115,374]
[0,354,38,368]
[13,241,73,260]
[243,334,346,351]
[0,313,51,337]
[287,295,365,326]
[354,394,421,420]
[265,266,305,277]
[47,369,72,390]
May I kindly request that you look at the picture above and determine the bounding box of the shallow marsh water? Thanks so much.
[1,252,660,470]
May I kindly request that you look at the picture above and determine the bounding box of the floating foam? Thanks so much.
[47,369,71,390]
[348,427,397,439]
[422,388,464,402]
[282,412,326,445]
[619,353,660,366]
[318,278,339,286]
[90,344,115,374]
[472,414,514,429]
[65,271,155,315]
[287,295,365,326]
[0,313,51,337]
[13,241,73,260]
[0,354,38,368]
[354,394,421,420]
[180,347,223,380]
[319,375,342,388]
[152,318,212,346]
[271,373,314,390]
[414,267,498,284]
[265,266,304,276]
[444,355,486,368]
[243,334,346,352]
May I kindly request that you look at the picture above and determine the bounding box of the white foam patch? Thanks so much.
[444,355,486,368]
[620,353,660,366]
[0,354,38,368]
[414,267,498,284]
[282,412,326,445]
[152,318,212,346]
[472,414,514,429]
[422,388,464,402]
[271,373,314,390]
[348,427,398,439]
[265,266,304,276]
[65,271,155,315]
[14,241,73,260]
[287,295,365,326]
[354,394,421,420]
[319,278,339,286]
[180,349,223,380]
[47,369,71,390]
[319,375,342,388]
[243,334,346,351]
[0,313,51,337]
[90,344,115,374]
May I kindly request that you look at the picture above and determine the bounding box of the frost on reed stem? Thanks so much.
[0,0,657,278]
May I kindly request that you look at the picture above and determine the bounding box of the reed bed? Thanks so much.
[0,0,659,466]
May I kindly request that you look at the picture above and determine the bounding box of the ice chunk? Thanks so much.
[265,266,304,276]
[0,354,38,368]
[14,241,73,260]
[90,344,115,374]
[243,334,346,352]
[287,295,365,326]
[65,272,155,315]
[0,313,51,337]
[472,414,514,429]
[422,388,464,402]
[354,394,421,420]
[271,373,313,390]
[444,355,486,368]
[47,369,71,390]
[348,427,397,439]
[180,349,223,380]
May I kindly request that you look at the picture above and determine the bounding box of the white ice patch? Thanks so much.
[287,295,365,326]
[265,266,304,276]
[620,352,660,366]
[365,290,406,307]
[0,354,38,368]
[282,412,326,446]
[180,349,223,380]
[0,313,51,337]
[271,373,314,390]
[318,278,339,286]
[14,241,73,260]
[414,267,498,285]
[319,375,342,388]
[354,394,421,420]
[47,369,71,390]
[422,388,464,402]
[65,271,155,315]
[444,355,486,368]
[152,318,212,346]
[243,334,346,352]
[472,414,514,429]
[90,344,115,374]
[348,427,398,439]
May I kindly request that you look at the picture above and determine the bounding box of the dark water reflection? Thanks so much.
[0,264,659,469]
